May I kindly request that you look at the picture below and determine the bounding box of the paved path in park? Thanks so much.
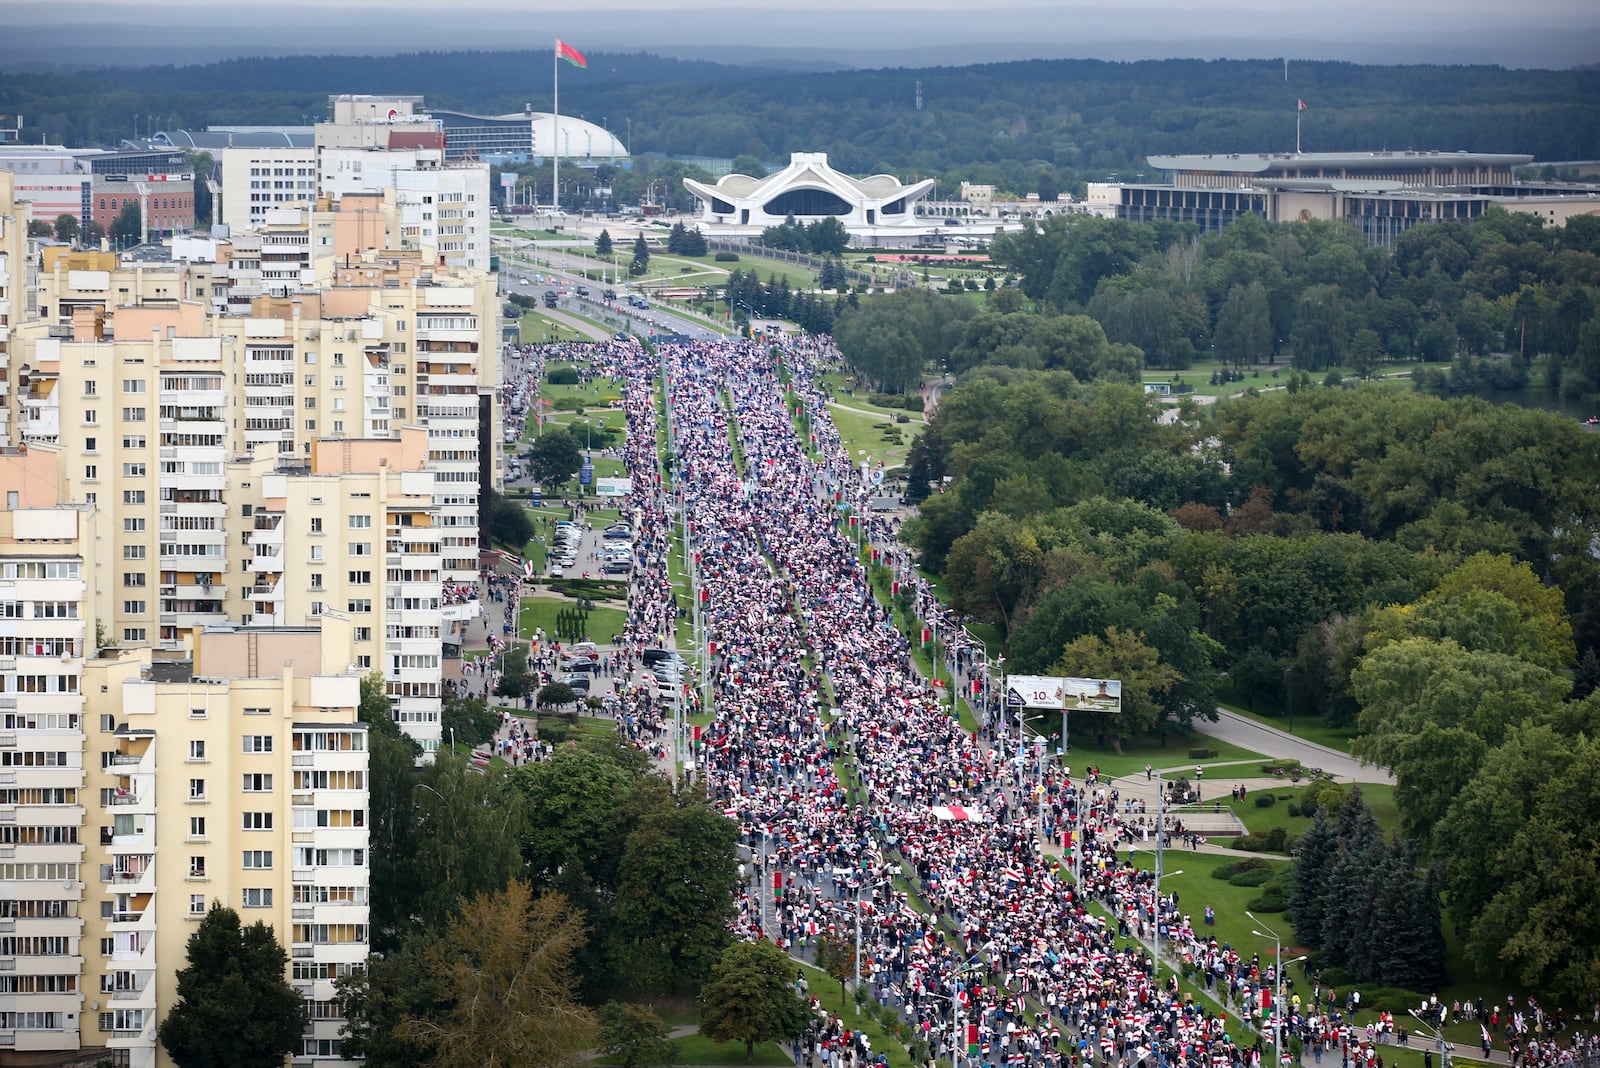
[1201,709,1393,785]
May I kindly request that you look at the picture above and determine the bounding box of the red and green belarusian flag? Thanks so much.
[556,39,587,68]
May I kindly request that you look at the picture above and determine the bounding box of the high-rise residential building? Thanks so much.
[0,434,373,1068]
[78,629,369,1068]
[0,445,97,1067]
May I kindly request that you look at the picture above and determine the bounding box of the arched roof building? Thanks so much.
[684,153,935,234]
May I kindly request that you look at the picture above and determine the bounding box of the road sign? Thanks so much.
[579,463,594,486]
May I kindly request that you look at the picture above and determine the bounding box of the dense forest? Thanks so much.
[4,52,1599,194]
[837,200,1600,999]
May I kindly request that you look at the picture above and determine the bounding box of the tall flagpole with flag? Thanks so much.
[552,38,588,214]
[1296,98,1307,155]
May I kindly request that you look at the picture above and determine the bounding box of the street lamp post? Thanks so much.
[1408,1012,1452,1068]
[946,943,994,1068]
[1248,911,1307,1064]
[1153,862,1183,977]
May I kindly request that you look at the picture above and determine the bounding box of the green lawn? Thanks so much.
[517,595,628,645]
[668,1031,793,1067]
[1127,850,1292,962]
[1222,782,1400,838]
[1021,726,1269,780]
[1218,701,1360,754]
[827,403,921,469]
[516,310,589,345]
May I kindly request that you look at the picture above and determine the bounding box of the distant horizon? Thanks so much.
[3,1,1599,70]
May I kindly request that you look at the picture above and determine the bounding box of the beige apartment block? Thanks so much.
[231,428,451,752]
[78,628,368,1068]
[0,447,98,1067]
[0,172,28,436]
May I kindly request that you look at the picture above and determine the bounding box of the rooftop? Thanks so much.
[1149,150,1534,173]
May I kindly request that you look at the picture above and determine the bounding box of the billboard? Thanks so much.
[1006,675,1121,714]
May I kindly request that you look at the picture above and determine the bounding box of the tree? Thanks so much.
[338,934,450,1068]
[404,757,526,934]
[488,489,534,548]
[442,690,500,748]
[53,213,79,245]
[110,200,141,247]
[596,229,614,258]
[630,233,651,276]
[813,931,859,1012]
[496,646,536,700]
[1212,281,1274,371]
[83,220,106,246]
[1346,328,1385,380]
[528,427,582,488]
[26,218,51,238]
[1050,626,1181,742]
[613,799,739,992]
[700,940,810,1062]
[538,681,578,707]
[158,903,308,1068]
[598,1002,680,1068]
[400,882,597,1068]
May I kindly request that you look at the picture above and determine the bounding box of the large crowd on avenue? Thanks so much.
[508,334,1598,1068]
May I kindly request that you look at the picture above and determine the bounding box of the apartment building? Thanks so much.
[0,172,25,442]
[234,430,447,750]
[0,446,97,1067]
[218,148,317,235]
[77,630,369,1068]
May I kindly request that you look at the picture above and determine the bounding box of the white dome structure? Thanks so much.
[432,108,626,162]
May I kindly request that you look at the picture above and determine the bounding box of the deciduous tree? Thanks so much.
[700,940,810,1062]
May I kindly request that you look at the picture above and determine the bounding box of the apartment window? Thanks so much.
[333,375,345,388]
[124,517,146,532]
[241,812,272,830]
[188,740,206,761]
[123,546,146,560]
[85,380,99,395]
[123,572,145,587]
[310,517,323,534]
[348,542,371,556]
[305,419,316,431]
[347,599,370,613]
[241,888,273,908]
[189,706,206,720]
[122,628,146,643]
[85,410,98,424]
[188,778,205,800]
[310,546,323,562]
[242,850,272,869]
[309,573,323,591]
[101,714,116,734]
[123,435,145,449]
[310,601,324,617]
[304,397,316,409]
[123,463,145,477]
[188,856,206,877]
[122,407,146,422]
[101,938,115,956]
[348,571,371,585]
[348,515,371,529]
[189,816,206,838]
[84,465,98,481]
[304,375,315,387]
[85,436,98,452]
[123,490,145,505]
[333,420,345,434]
[353,627,371,642]
[355,655,372,669]
[190,895,206,916]
[123,600,145,615]
[123,380,146,394]
[241,773,272,793]
[242,735,273,754]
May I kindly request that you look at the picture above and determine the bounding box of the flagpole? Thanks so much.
[553,37,560,214]
[1296,107,1301,155]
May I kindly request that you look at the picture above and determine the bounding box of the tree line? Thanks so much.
[7,54,1598,198]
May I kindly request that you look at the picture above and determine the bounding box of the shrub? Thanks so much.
[1228,866,1274,887]
[1285,802,1302,818]
[896,414,910,424]
[902,395,926,412]
[1254,793,1277,808]
[1247,884,1289,912]
[714,251,740,262]
[1188,747,1219,759]
[1211,858,1269,880]
[551,397,586,412]
[1300,779,1347,813]
[547,366,580,385]
[868,392,907,408]
[1232,827,1290,853]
